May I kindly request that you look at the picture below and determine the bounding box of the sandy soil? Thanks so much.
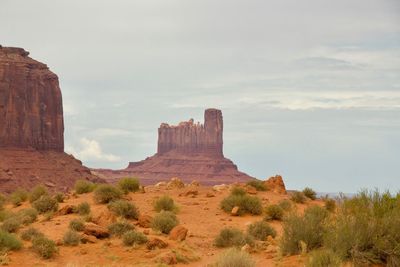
[4,184,322,267]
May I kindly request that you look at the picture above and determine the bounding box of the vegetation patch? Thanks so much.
[10,188,28,207]
[122,230,148,246]
[20,227,44,241]
[1,217,21,233]
[0,231,22,251]
[151,211,178,234]
[108,221,135,237]
[74,180,96,194]
[247,221,276,241]
[153,195,177,212]
[246,180,267,191]
[29,185,49,203]
[306,249,341,267]
[108,200,139,219]
[220,192,262,216]
[74,202,91,215]
[54,192,65,203]
[63,230,80,246]
[215,248,255,267]
[264,204,284,221]
[291,191,306,204]
[303,187,317,200]
[93,185,123,204]
[214,227,253,248]
[118,178,140,194]
[69,219,85,232]
[32,236,58,259]
[32,195,58,214]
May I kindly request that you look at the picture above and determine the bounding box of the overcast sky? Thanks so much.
[1,0,399,193]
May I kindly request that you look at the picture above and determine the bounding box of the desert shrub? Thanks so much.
[215,248,255,267]
[220,194,262,216]
[280,205,329,255]
[153,195,177,212]
[54,192,65,203]
[32,195,58,213]
[0,211,12,223]
[264,204,284,221]
[17,208,38,225]
[29,185,48,203]
[69,219,85,231]
[1,217,21,233]
[63,230,80,246]
[10,188,28,206]
[32,236,58,259]
[291,191,306,204]
[122,230,148,246]
[20,227,44,241]
[75,202,91,215]
[246,180,267,191]
[74,180,96,194]
[151,211,178,234]
[303,187,317,200]
[307,249,341,267]
[108,221,134,237]
[323,198,336,212]
[231,187,247,196]
[108,200,139,219]
[93,184,122,204]
[247,221,276,241]
[0,194,5,210]
[278,199,292,211]
[214,228,253,248]
[118,178,140,194]
[325,190,400,266]
[0,231,22,251]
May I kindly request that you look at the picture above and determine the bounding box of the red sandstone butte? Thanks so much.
[0,46,101,193]
[93,109,254,185]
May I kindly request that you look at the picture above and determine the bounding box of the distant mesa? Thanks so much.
[0,46,102,193]
[94,109,254,185]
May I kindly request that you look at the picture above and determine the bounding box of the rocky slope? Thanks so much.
[94,109,254,185]
[0,46,101,193]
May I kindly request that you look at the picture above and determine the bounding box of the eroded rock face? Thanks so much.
[157,109,223,157]
[94,109,253,185]
[264,175,287,194]
[0,46,64,151]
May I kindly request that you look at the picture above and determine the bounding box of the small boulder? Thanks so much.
[190,180,200,187]
[138,214,153,228]
[146,238,168,250]
[213,184,228,192]
[83,223,109,238]
[159,252,177,265]
[155,181,167,187]
[92,211,117,227]
[56,205,75,216]
[245,185,257,195]
[180,189,198,197]
[80,233,97,244]
[264,175,287,194]
[206,192,215,198]
[167,177,185,189]
[231,206,240,216]
[169,225,188,241]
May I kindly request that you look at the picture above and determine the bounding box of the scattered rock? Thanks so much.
[80,234,97,244]
[45,182,56,188]
[146,238,168,250]
[169,225,188,241]
[190,180,200,186]
[159,252,177,265]
[245,185,257,195]
[180,189,198,197]
[143,229,150,235]
[138,214,153,228]
[155,182,167,187]
[241,244,251,253]
[206,192,215,197]
[213,184,228,192]
[264,175,287,194]
[92,211,117,227]
[231,206,240,216]
[83,223,109,238]
[167,177,185,189]
[56,205,75,216]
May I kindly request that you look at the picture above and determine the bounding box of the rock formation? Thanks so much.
[94,109,254,185]
[0,46,101,193]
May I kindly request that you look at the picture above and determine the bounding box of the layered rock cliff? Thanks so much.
[0,46,64,151]
[0,46,101,193]
[95,109,253,185]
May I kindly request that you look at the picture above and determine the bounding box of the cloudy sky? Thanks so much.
[1,0,399,193]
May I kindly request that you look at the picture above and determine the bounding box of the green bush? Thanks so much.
[214,228,253,248]
[246,180,267,191]
[75,202,91,215]
[122,230,148,246]
[325,190,400,266]
[20,227,44,241]
[323,198,336,212]
[108,200,139,219]
[280,206,329,255]
[306,249,341,267]
[247,221,276,241]
[108,221,134,237]
[10,188,28,206]
[0,231,22,251]
[69,219,85,232]
[74,180,96,194]
[32,236,58,259]
[1,217,21,233]
[291,191,306,204]
[220,194,262,216]
[29,185,49,203]
[32,195,58,214]
[0,211,12,222]
[264,204,284,221]
[153,195,177,212]
[17,208,38,225]
[231,187,247,196]
[303,187,317,200]
[54,192,65,203]
[118,178,140,194]
[0,194,5,210]
[151,211,178,234]
[63,230,80,246]
[278,200,293,211]
[93,184,123,204]
[215,248,255,267]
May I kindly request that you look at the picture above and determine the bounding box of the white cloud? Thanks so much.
[66,138,121,163]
